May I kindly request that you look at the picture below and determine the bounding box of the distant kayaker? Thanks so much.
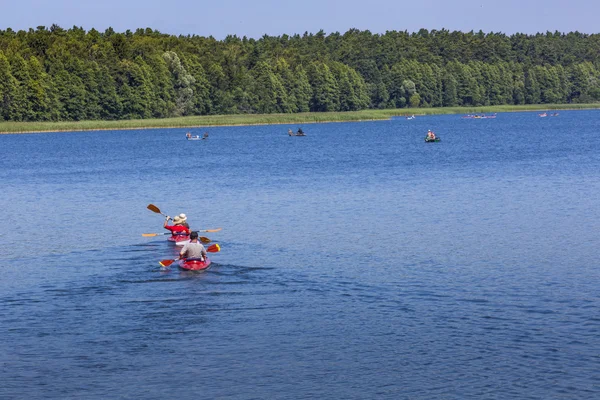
[179,231,208,261]
[297,128,304,135]
[288,128,294,136]
[164,214,190,240]
[427,129,436,140]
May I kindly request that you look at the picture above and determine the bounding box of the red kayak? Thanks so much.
[167,233,190,245]
[177,257,212,271]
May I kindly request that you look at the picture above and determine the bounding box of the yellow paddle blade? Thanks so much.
[142,233,160,237]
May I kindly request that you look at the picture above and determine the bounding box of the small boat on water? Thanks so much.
[288,128,306,136]
[177,257,212,271]
[539,112,547,117]
[406,115,416,120]
[186,132,208,140]
[425,130,439,142]
[462,114,497,119]
[186,132,200,140]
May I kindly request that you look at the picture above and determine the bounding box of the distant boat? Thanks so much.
[288,128,306,136]
[425,131,439,142]
[462,113,496,119]
[406,115,415,120]
[539,112,547,117]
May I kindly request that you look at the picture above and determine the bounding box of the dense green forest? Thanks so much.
[1,25,600,121]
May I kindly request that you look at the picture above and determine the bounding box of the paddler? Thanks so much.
[179,231,207,261]
[164,214,190,240]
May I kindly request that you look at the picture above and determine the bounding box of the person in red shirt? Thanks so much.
[164,214,190,243]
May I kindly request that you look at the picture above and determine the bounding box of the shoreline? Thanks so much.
[0,119,386,135]
[1,104,598,134]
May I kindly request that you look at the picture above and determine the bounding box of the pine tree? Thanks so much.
[0,51,19,121]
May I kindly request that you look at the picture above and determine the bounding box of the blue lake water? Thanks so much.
[1,110,599,399]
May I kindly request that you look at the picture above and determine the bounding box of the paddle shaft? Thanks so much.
[146,228,222,234]
[142,232,214,242]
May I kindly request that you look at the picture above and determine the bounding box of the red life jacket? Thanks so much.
[165,225,190,242]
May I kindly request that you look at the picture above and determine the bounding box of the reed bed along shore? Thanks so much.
[1,104,598,134]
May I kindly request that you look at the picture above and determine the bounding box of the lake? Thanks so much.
[1,110,599,399]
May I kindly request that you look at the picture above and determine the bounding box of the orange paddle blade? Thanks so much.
[142,233,160,237]
[147,204,162,214]
[200,236,211,243]
[159,259,176,267]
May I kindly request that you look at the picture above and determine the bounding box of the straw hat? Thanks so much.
[172,213,187,225]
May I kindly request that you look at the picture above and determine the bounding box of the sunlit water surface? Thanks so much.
[1,111,599,399]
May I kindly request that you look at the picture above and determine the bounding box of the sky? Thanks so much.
[0,0,597,39]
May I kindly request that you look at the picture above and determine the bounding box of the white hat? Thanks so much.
[173,214,187,225]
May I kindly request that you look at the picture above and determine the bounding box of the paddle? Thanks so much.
[147,204,168,217]
[142,232,212,243]
[142,228,223,234]
[159,244,221,267]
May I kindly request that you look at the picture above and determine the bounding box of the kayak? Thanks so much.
[177,257,211,271]
[167,234,190,245]
[425,137,441,142]
[187,136,201,140]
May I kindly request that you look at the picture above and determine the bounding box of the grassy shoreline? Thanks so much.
[1,103,598,134]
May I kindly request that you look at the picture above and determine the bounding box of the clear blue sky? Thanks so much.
[0,0,597,39]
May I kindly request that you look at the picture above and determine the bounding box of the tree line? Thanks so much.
[0,25,599,121]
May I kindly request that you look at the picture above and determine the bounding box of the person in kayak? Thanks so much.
[178,213,190,228]
[427,129,436,140]
[166,213,189,228]
[179,231,208,261]
[164,214,190,240]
